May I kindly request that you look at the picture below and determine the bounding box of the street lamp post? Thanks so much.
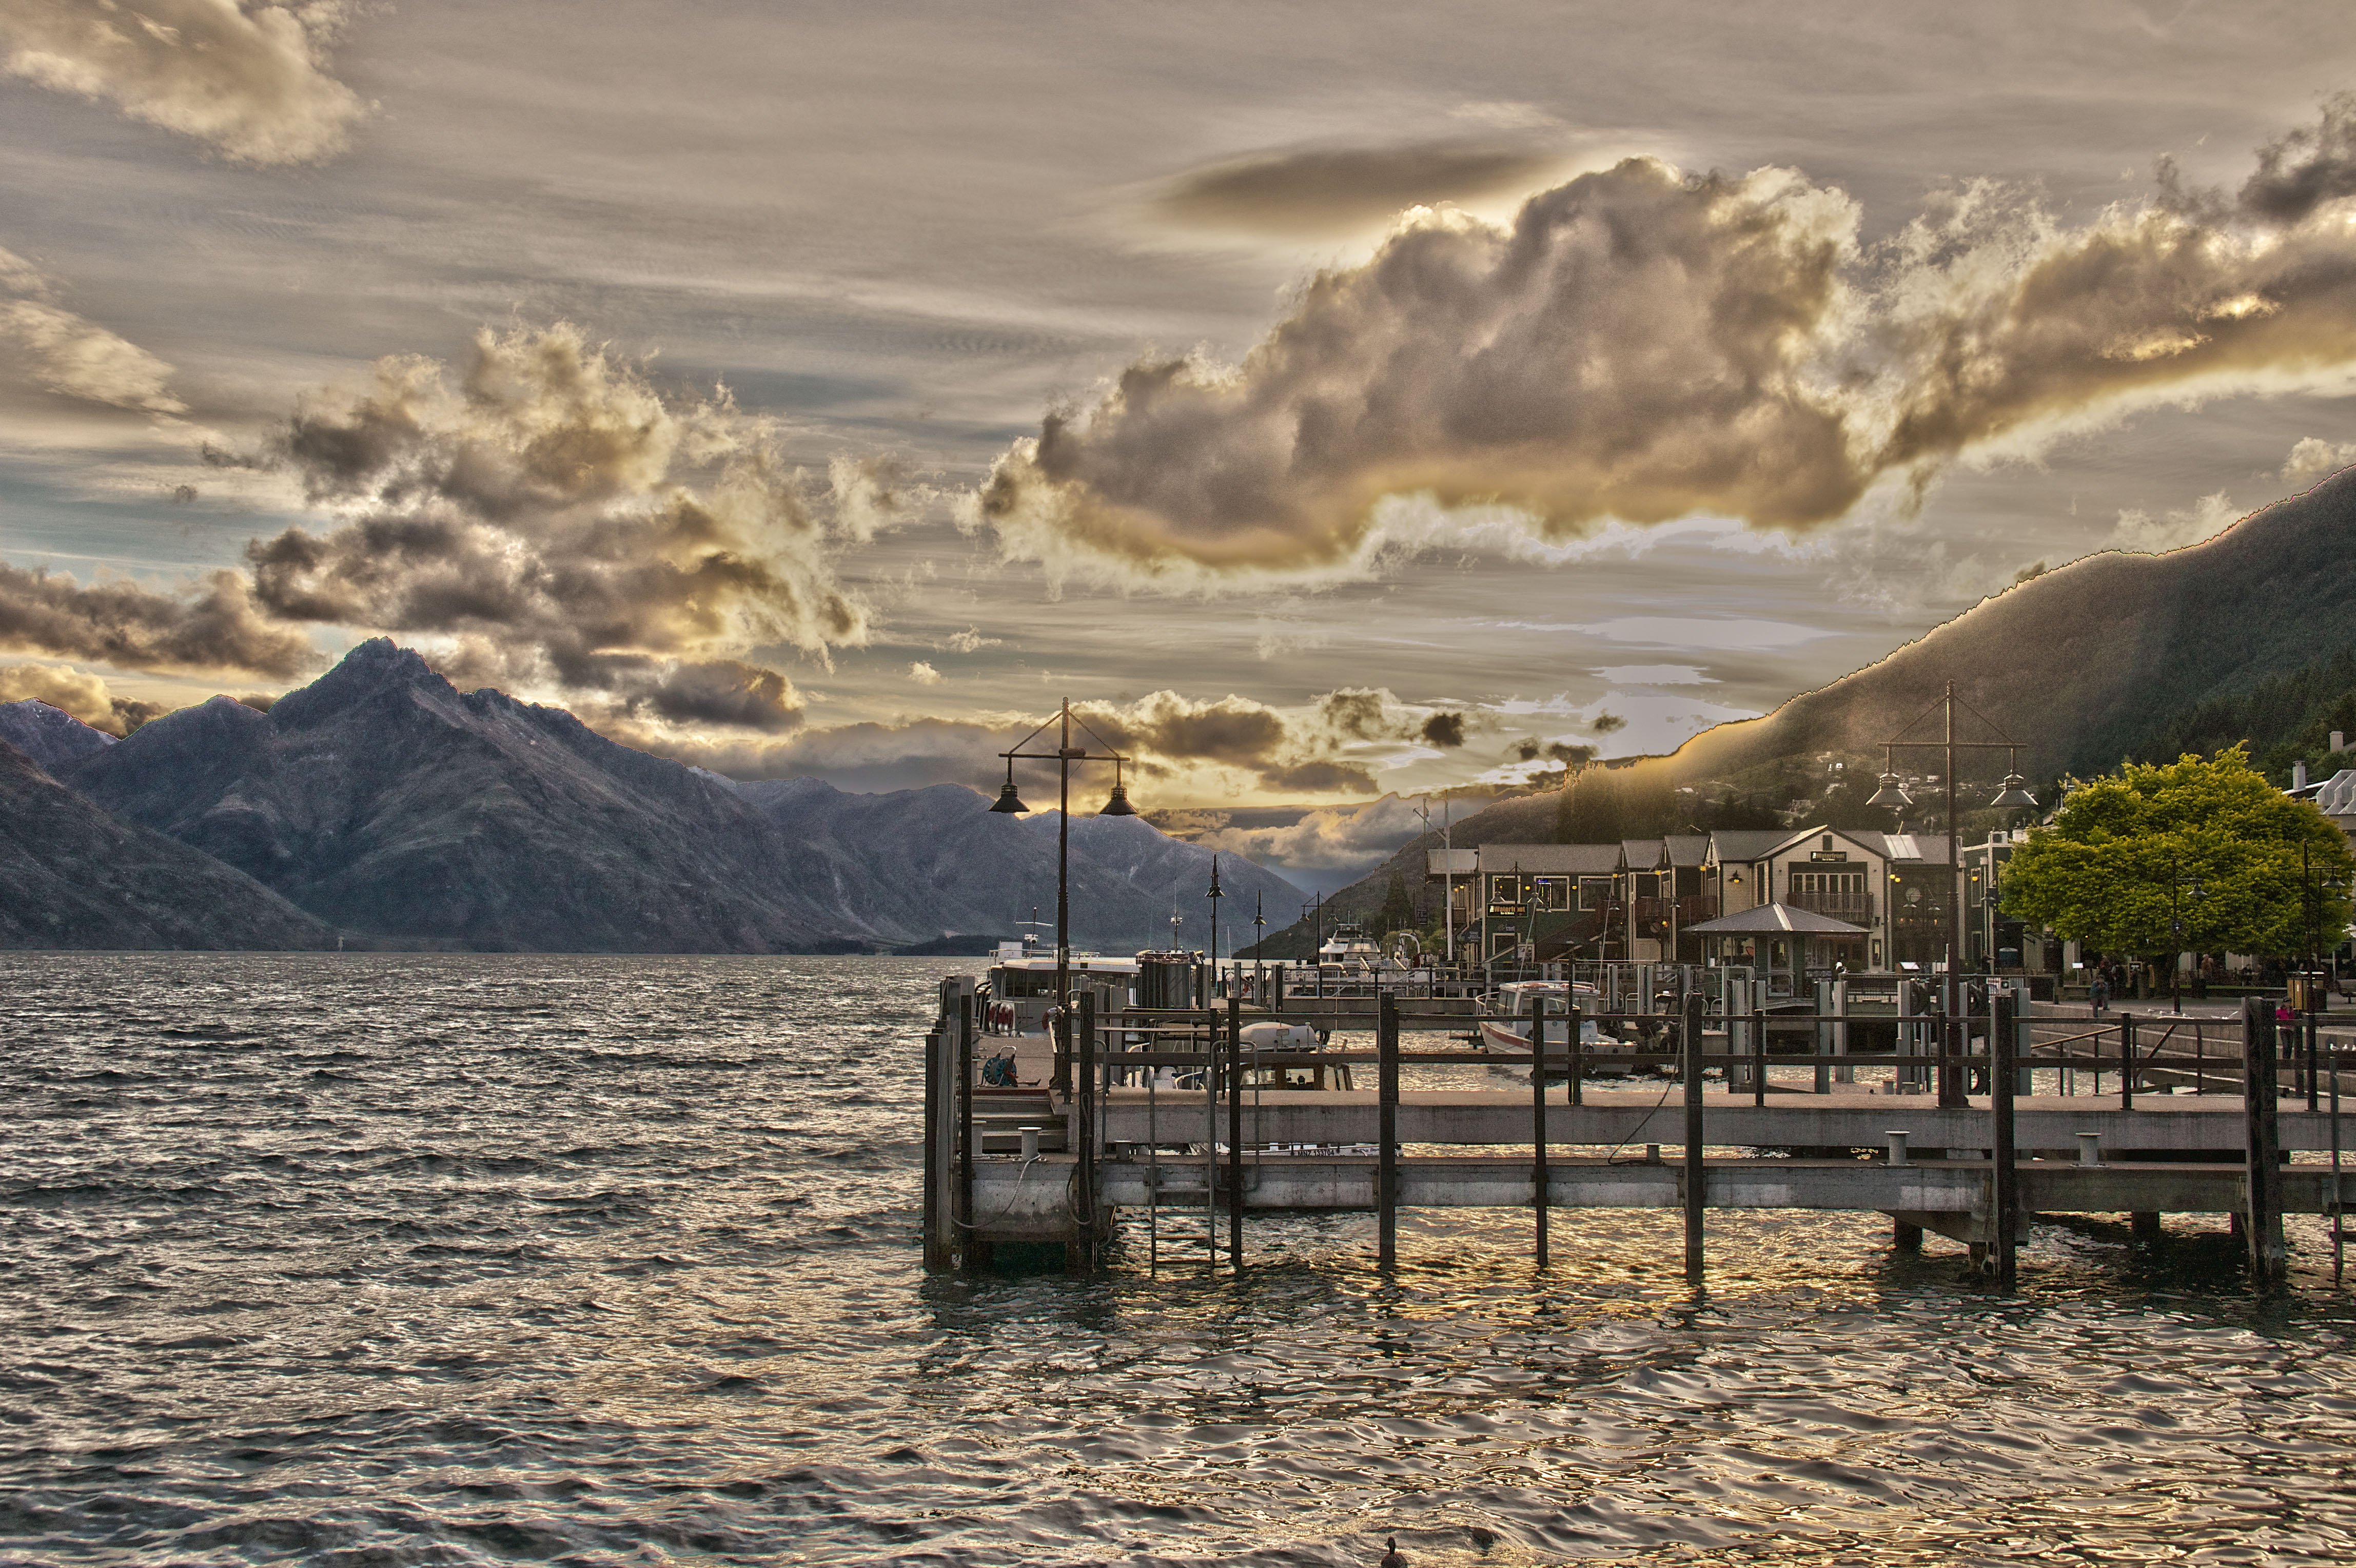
[1206,855,1224,995]
[989,699,1135,1092]
[1867,681,2037,1108]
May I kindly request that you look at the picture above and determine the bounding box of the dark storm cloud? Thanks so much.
[1152,136,1569,237]
[982,100,2356,583]
[1419,711,1465,747]
[2239,91,2356,223]
[0,563,310,677]
[237,323,868,730]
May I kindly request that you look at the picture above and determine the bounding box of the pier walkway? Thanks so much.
[922,986,2348,1291]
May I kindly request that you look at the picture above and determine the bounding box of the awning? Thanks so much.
[1684,902,1868,936]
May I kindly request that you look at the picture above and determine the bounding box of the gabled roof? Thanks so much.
[1662,834,1712,868]
[1686,901,1869,935]
[1478,842,1623,875]
[1706,830,1789,865]
[1878,833,1952,864]
[1621,837,1665,868]
[1761,825,1891,862]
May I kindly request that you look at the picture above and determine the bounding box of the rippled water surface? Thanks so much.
[5,953,2355,1566]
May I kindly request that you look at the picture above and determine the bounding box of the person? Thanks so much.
[2090,971,2110,1017]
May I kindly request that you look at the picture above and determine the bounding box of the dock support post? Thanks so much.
[2307,1012,2320,1113]
[1569,1002,1583,1107]
[2121,1012,2135,1111]
[1077,990,1097,1271]
[2330,1038,2343,1285]
[1532,993,1549,1267]
[1682,990,1705,1281]
[1752,1007,1768,1108]
[1377,991,1399,1267]
[1228,993,1244,1272]
[957,992,984,1270]
[1893,1220,1922,1250]
[924,1017,947,1271]
[2132,1212,2162,1242]
[1814,979,1833,1094]
[1990,990,2018,1291]
[2244,997,2287,1288]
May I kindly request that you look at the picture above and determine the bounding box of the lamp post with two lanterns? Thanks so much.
[989,700,1135,1092]
[1866,681,2038,1108]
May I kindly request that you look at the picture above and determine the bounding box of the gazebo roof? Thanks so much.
[1685,901,1867,936]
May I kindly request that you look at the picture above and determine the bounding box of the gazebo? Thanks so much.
[1685,903,1869,996]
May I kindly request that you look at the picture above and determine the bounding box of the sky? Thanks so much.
[7,0,2356,889]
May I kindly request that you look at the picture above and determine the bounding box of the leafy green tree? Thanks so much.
[2001,748,2353,959]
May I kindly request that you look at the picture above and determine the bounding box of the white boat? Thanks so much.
[1474,980,1637,1074]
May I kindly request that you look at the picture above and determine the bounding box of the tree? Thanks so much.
[2000,748,2353,961]
[1375,872,1415,936]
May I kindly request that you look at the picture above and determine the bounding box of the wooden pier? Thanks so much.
[921,984,2349,1290]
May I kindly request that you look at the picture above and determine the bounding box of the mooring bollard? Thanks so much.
[1020,1125,1040,1161]
[1885,1130,1910,1166]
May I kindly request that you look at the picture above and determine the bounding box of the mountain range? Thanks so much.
[9,639,1298,953]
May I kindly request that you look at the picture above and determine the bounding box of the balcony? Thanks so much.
[1789,889,1876,922]
[1676,894,1720,925]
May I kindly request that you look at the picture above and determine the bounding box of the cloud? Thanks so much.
[1192,793,1430,874]
[0,245,182,411]
[1593,664,1715,685]
[2111,489,2242,554]
[909,659,941,684]
[0,0,367,164]
[1151,136,1572,238]
[1573,616,1831,651]
[239,323,869,730]
[2284,435,2356,488]
[602,685,1449,801]
[0,659,164,734]
[1588,712,1625,734]
[941,626,1001,654]
[0,561,311,677]
[1419,710,1464,747]
[977,101,2356,585]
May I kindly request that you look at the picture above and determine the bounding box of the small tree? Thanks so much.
[1375,872,1415,937]
[2001,748,2353,963]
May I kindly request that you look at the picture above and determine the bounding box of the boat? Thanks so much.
[1474,979,1640,1075]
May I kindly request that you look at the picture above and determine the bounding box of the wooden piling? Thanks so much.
[1569,1002,1584,1107]
[1990,990,2018,1291]
[1378,990,1399,1267]
[1682,990,1705,1281]
[957,993,979,1270]
[1077,990,1098,1269]
[2244,997,2287,1288]
[2121,1012,2135,1111]
[1228,993,1244,1270]
[1531,993,1549,1267]
[922,1020,945,1269]
[1751,1007,1767,1108]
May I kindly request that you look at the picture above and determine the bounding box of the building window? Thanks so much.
[1530,876,1569,911]
[1579,876,1610,910]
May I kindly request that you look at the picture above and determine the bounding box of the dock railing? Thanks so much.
[925,987,2343,1290]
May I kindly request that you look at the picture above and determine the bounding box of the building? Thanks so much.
[1445,825,1968,973]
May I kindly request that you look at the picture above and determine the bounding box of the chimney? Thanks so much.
[2294,760,2309,791]
[2333,730,2346,755]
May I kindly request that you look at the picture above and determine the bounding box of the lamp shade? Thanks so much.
[989,775,1030,813]
[1099,781,1137,816]
[1866,771,1914,810]
[1988,773,2038,810]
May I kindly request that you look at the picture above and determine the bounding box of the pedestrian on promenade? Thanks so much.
[2091,972,2110,1017]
